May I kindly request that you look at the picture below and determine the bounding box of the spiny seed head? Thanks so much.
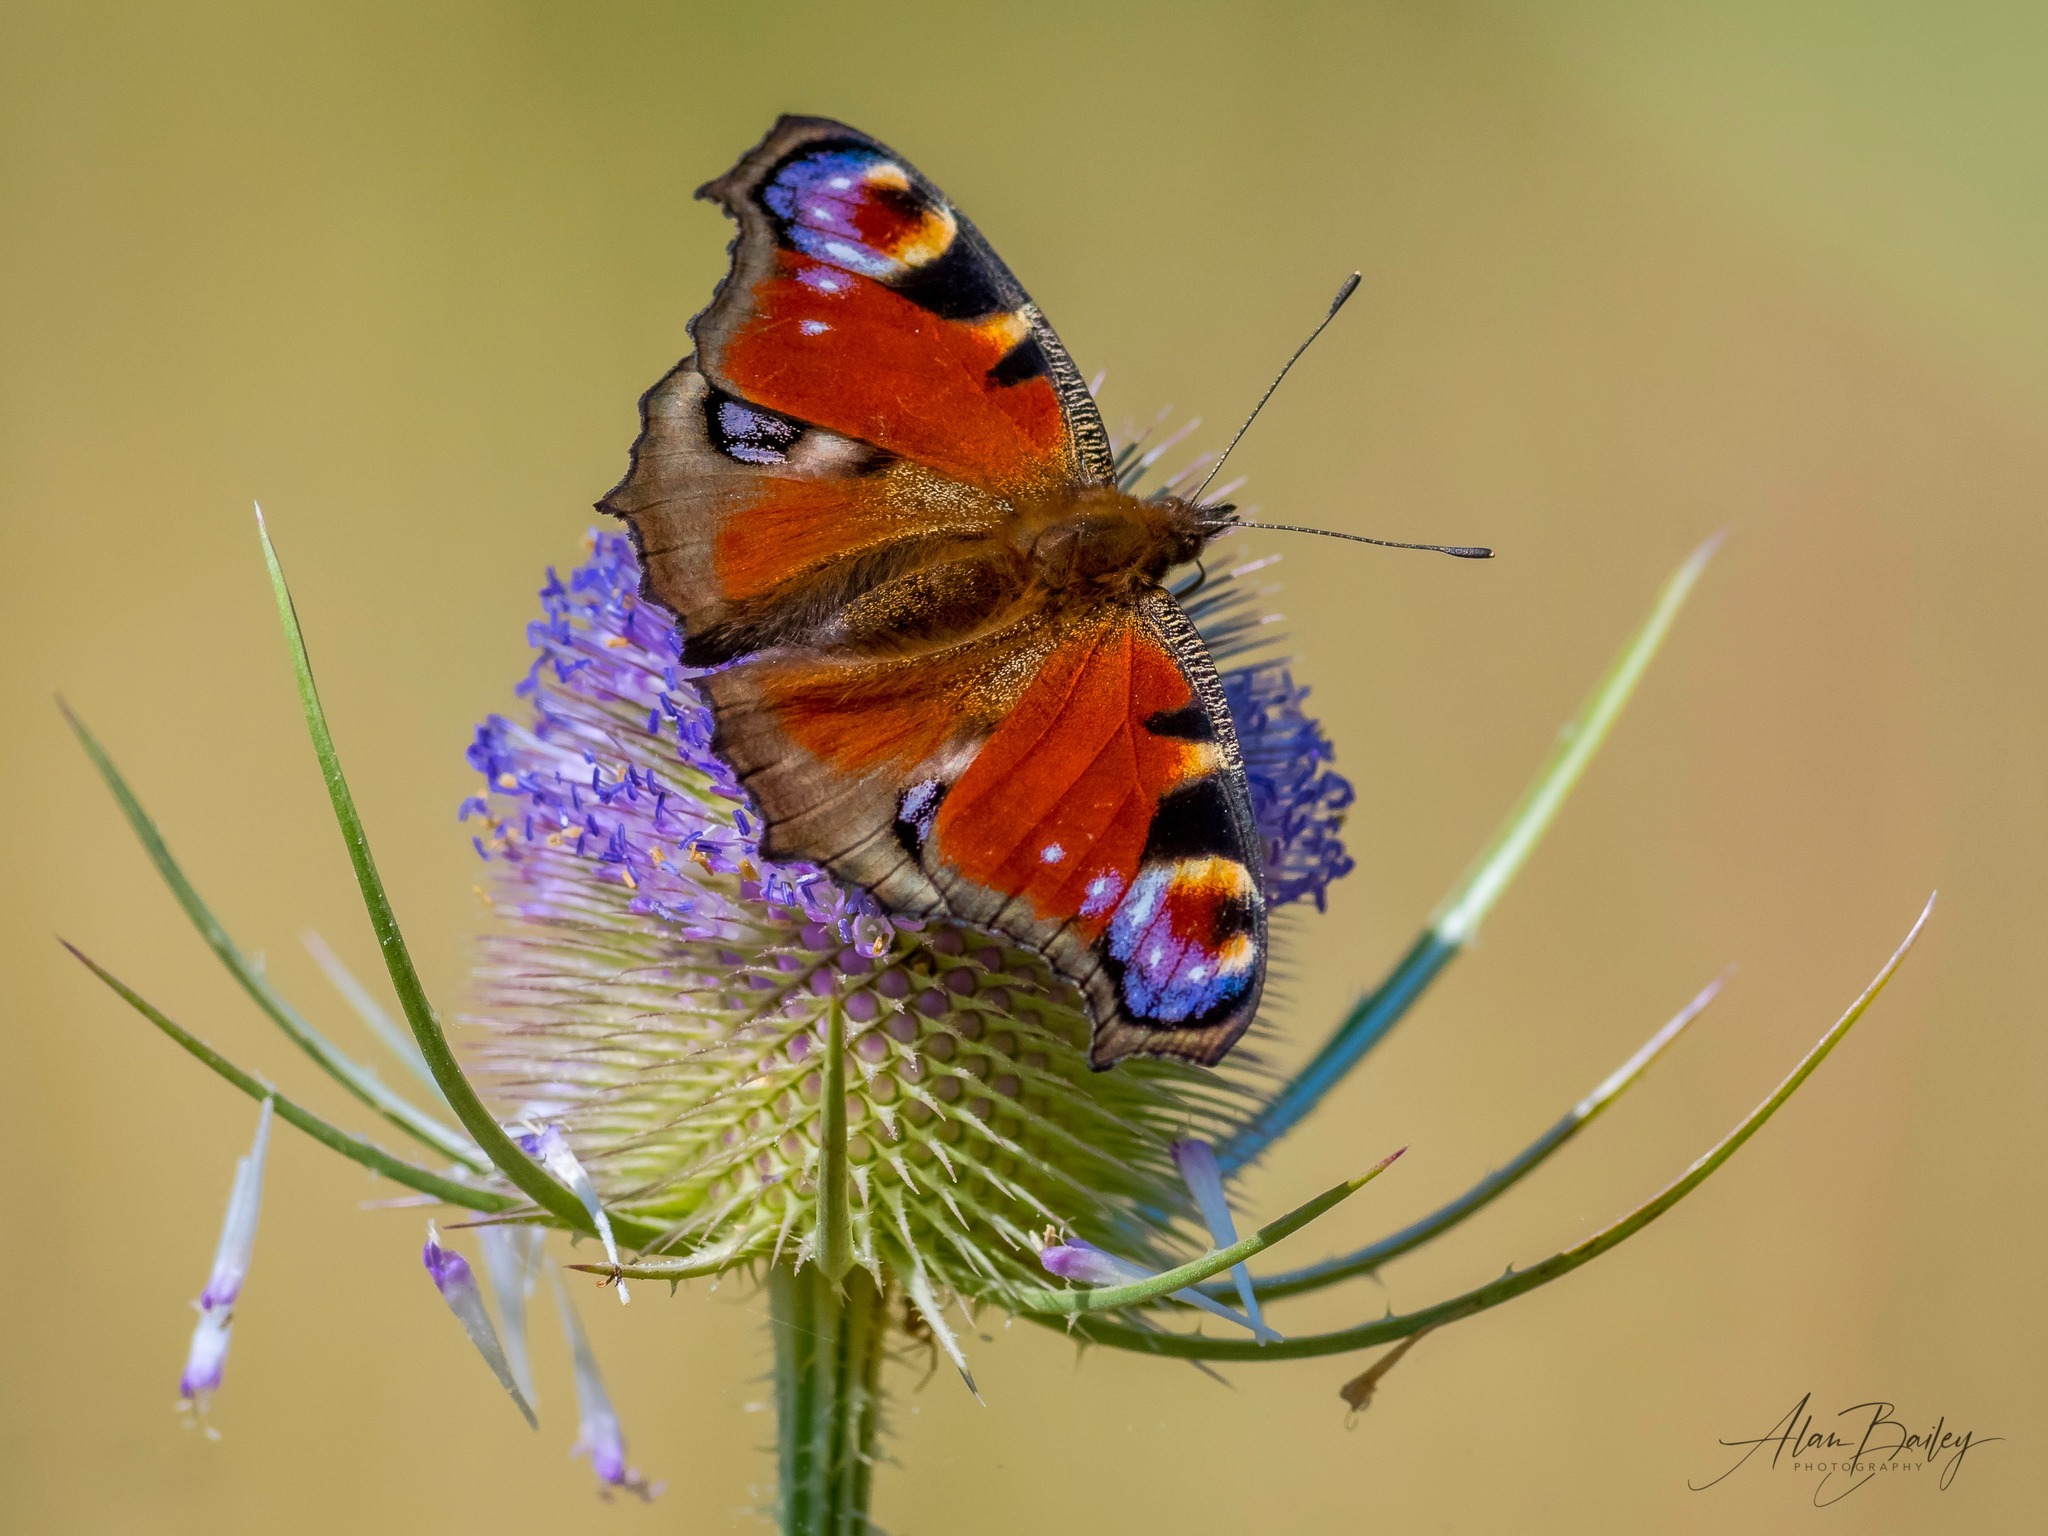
[461,519,1351,1306]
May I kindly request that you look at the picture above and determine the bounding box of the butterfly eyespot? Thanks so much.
[1099,858,1261,1024]
[763,145,959,279]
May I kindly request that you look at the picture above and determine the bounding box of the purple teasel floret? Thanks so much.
[1037,1235,1282,1344]
[552,1271,661,1500]
[1221,661,1356,910]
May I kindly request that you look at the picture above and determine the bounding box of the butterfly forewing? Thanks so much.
[693,115,1113,490]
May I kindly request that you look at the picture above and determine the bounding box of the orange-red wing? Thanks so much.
[706,469,1000,606]
[933,613,1204,933]
[722,251,1066,489]
[694,600,1266,1068]
[929,602,1268,1067]
[692,116,1114,492]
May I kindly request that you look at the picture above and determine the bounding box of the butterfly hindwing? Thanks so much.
[928,593,1267,1067]
[697,594,1266,1067]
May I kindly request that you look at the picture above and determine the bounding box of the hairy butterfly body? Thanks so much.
[603,115,1265,1068]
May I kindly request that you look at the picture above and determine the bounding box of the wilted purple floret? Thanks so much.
[466,532,1353,918]
[553,1273,660,1500]
[179,1098,273,1421]
[516,1124,626,1302]
[1039,1237,1128,1288]
[422,1229,473,1295]
[422,1224,538,1428]
[1172,1136,1266,1337]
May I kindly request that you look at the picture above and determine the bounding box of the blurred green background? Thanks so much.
[4,2,2042,1531]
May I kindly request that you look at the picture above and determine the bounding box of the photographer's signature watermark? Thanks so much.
[1691,1392,2001,1505]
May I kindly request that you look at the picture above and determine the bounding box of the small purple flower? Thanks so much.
[423,1222,538,1429]
[178,1097,273,1433]
[1038,1236,1128,1288]
[1038,1235,1280,1343]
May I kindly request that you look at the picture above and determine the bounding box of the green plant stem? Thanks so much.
[820,996,853,1282]
[770,1265,887,1536]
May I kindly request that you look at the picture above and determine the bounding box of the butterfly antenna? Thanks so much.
[1230,521,1493,560]
[1188,271,1362,506]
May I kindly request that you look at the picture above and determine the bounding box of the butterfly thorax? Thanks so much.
[1014,486,1207,599]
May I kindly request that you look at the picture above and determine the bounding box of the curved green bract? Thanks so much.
[1051,895,1929,1359]
[1220,932,1453,1173]
[568,1252,737,1283]
[1006,1149,1401,1316]
[1210,974,1724,1302]
[61,701,486,1171]
[1220,534,1721,1174]
[63,940,515,1214]
[255,510,642,1246]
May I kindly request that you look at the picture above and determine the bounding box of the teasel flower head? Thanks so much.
[64,418,1926,1536]
[458,521,1353,1328]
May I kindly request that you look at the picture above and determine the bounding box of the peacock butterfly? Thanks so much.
[603,115,1271,1069]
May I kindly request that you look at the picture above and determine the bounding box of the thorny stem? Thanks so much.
[820,996,854,1283]
[770,1265,888,1536]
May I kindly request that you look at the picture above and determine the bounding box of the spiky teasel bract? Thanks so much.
[459,510,1351,1323]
